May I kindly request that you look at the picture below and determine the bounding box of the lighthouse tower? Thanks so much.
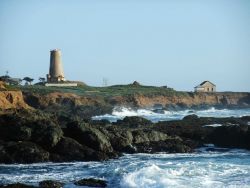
[47,49,66,82]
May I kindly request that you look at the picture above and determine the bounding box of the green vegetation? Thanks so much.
[5,83,188,97]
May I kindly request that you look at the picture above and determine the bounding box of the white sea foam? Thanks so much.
[1,149,250,187]
[121,164,170,188]
[92,107,250,122]
[203,124,222,127]
[120,152,250,188]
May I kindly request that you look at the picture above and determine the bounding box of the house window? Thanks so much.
[207,88,209,91]
[212,88,214,91]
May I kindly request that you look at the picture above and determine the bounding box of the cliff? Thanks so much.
[1,84,250,116]
[0,91,31,110]
[22,91,250,116]
[118,92,250,108]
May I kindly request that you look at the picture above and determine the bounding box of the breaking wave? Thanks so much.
[1,148,250,187]
[92,107,250,122]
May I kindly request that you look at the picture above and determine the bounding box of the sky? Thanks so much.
[0,0,250,91]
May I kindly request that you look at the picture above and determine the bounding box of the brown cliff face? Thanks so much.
[23,92,107,109]
[0,81,30,110]
[109,92,250,108]
[1,86,250,116]
[0,81,6,89]
[0,91,31,110]
[23,91,250,110]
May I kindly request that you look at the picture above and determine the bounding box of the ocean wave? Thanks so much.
[203,124,222,127]
[120,163,249,188]
[92,107,250,122]
[1,149,250,187]
[120,152,250,188]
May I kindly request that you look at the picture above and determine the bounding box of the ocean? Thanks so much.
[1,108,250,188]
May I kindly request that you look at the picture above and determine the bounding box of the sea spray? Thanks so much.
[92,107,250,122]
[1,148,250,188]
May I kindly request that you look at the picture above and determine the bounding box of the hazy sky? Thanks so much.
[0,0,250,91]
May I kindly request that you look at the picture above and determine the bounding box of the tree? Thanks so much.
[8,78,22,85]
[23,77,34,85]
[0,75,10,82]
[39,77,46,83]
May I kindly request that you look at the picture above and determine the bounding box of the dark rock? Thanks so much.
[152,109,165,114]
[1,141,49,164]
[74,178,107,187]
[0,183,36,188]
[0,112,63,150]
[22,93,40,109]
[1,107,250,165]
[132,130,169,144]
[122,144,137,153]
[0,114,32,141]
[0,125,32,141]
[30,122,63,150]
[153,104,163,109]
[90,119,111,126]
[155,119,213,143]
[209,124,250,149]
[65,121,113,153]
[0,140,12,163]
[106,128,133,152]
[115,116,152,127]
[183,114,199,121]
[51,137,100,161]
[135,138,192,153]
[39,180,64,188]
[241,116,250,121]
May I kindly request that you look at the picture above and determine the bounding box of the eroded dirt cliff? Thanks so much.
[1,83,250,115]
[0,91,31,110]
[120,92,250,108]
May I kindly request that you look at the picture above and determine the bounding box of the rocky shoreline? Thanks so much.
[0,178,107,188]
[1,109,250,165]
[0,109,250,187]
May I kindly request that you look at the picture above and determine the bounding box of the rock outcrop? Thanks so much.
[209,124,250,149]
[39,180,64,188]
[74,178,107,187]
[0,183,36,188]
[0,109,194,164]
[1,109,250,164]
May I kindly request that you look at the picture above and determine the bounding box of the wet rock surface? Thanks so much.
[74,178,107,187]
[0,183,36,188]
[39,180,64,188]
[0,109,250,164]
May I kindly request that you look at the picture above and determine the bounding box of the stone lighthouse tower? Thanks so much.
[47,49,66,82]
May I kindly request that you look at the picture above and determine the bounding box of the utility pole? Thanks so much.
[102,77,108,87]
